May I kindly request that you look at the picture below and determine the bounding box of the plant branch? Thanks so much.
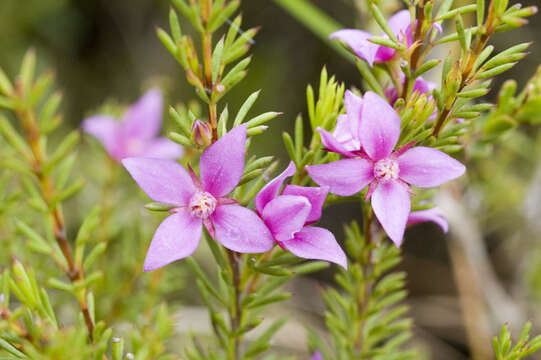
[15,99,95,341]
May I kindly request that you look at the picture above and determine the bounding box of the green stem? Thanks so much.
[227,250,242,360]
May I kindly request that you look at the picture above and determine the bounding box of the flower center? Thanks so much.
[189,191,217,219]
[374,158,399,181]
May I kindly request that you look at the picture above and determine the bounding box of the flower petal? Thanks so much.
[283,185,328,223]
[212,204,274,253]
[142,137,184,160]
[329,29,380,66]
[200,124,247,197]
[344,90,363,138]
[333,114,358,148]
[306,159,374,196]
[374,44,396,63]
[359,91,401,161]
[407,208,448,233]
[388,10,412,43]
[143,210,202,271]
[318,127,357,157]
[81,115,121,157]
[282,226,347,269]
[255,161,296,214]
[122,157,196,206]
[372,180,411,246]
[397,146,465,187]
[262,195,311,242]
[413,76,437,94]
[122,88,163,139]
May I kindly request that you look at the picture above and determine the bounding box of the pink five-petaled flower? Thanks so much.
[122,125,274,271]
[254,161,347,269]
[330,10,412,66]
[306,92,465,246]
[82,88,183,162]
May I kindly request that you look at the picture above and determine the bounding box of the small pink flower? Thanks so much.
[255,162,347,269]
[330,10,412,66]
[330,10,442,67]
[307,92,465,246]
[122,125,274,271]
[82,88,183,161]
[310,351,324,360]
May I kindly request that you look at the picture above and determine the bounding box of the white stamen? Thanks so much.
[189,191,217,219]
[374,158,400,181]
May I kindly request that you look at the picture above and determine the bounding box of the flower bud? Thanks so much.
[191,119,212,147]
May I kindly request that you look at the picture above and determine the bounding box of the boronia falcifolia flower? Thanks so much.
[122,124,275,271]
[83,88,183,161]
[307,91,465,245]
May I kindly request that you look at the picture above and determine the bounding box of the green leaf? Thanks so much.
[414,59,441,78]
[0,67,13,95]
[477,63,517,80]
[144,202,175,212]
[168,131,193,147]
[16,220,51,255]
[75,206,101,246]
[157,27,177,58]
[245,318,287,357]
[0,338,28,359]
[0,116,31,159]
[368,2,399,43]
[245,292,291,309]
[208,0,240,32]
[233,90,260,127]
[211,37,225,84]
[83,242,107,271]
[245,111,281,129]
[282,132,297,165]
[112,337,125,360]
[169,8,182,43]
[43,130,80,174]
[19,48,36,94]
[218,105,229,137]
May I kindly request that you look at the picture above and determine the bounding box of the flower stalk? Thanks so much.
[13,84,95,341]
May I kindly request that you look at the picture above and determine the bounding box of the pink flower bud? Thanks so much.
[191,119,212,148]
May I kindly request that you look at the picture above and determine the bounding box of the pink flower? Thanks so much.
[255,161,347,269]
[310,351,324,360]
[82,88,183,161]
[330,10,412,66]
[307,92,465,246]
[122,125,274,271]
[407,207,448,233]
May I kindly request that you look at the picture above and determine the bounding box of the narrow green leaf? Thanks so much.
[211,37,225,83]
[168,131,193,147]
[368,3,399,43]
[169,8,182,43]
[0,67,13,95]
[19,48,36,93]
[245,111,281,128]
[233,90,260,127]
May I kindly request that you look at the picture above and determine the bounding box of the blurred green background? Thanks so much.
[1,0,541,358]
